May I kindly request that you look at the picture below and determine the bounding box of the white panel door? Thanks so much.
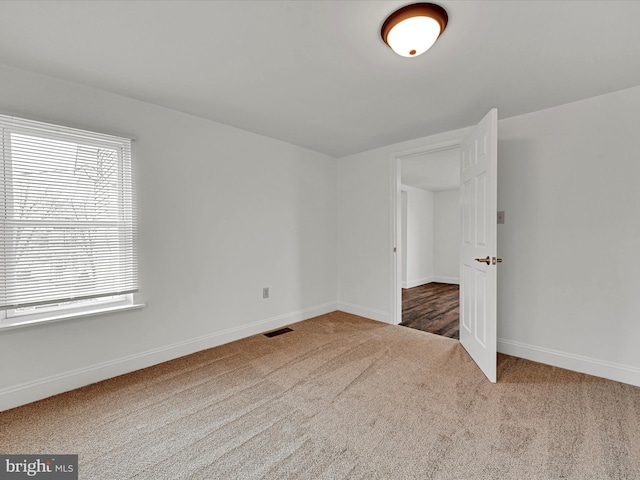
[460,109,498,383]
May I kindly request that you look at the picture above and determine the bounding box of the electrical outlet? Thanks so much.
[263,287,269,299]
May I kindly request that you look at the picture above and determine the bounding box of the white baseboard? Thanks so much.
[498,338,640,388]
[402,276,459,289]
[431,276,459,285]
[403,277,433,289]
[0,302,338,412]
[337,301,390,324]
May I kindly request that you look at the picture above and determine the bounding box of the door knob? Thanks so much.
[475,256,491,265]
[492,257,503,265]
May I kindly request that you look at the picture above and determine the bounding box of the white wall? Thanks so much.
[336,147,398,322]
[402,185,434,288]
[497,85,640,385]
[337,85,640,386]
[0,65,338,410]
[433,189,460,283]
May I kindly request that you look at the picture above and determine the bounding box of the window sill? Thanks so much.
[0,302,146,331]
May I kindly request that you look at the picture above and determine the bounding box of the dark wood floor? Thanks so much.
[401,282,459,339]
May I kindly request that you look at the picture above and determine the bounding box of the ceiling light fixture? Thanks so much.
[381,3,448,58]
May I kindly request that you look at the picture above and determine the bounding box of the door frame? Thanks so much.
[389,137,467,326]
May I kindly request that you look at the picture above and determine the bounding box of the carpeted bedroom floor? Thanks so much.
[1,311,639,479]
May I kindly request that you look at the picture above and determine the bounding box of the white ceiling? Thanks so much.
[0,1,639,157]
[401,147,459,192]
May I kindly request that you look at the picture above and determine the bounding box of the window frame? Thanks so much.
[0,293,145,330]
[0,115,144,330]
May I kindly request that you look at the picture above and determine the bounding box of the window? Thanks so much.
[0,114,141,328]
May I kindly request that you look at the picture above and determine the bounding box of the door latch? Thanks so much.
[475,256,503,265]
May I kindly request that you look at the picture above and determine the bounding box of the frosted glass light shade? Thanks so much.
[387,16,441,57]
[381,3,448,58]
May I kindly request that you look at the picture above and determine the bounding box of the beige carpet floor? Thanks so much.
[1,312,639,479]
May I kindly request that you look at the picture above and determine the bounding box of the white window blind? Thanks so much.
[0,114,138,310]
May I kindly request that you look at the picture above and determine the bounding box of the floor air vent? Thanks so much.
[264,327,293,338]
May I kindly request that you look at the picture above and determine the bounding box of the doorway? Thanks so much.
[391,110,498,382]
[393,144,461,339]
